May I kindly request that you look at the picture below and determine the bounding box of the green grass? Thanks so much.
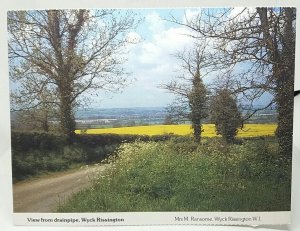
[57,137,291,212]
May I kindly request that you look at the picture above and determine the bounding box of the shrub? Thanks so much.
[11,131,66,152]
[63,145,87,163]
[75,134,175,146]
[11,132,177,182]
[210,89,242,143]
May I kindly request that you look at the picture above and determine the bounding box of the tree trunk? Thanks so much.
[258,8,295,160]
[275,8,295,160]
[42,117,49,132]
[275,70,294,160]
[59,84,76,142]
[192,122,201,143]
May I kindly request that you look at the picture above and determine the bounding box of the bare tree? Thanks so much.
[8,9,140,140]
[10,79,59,132]
[11,107,57,132]
[169,7,296,158]
[162,43,209,142]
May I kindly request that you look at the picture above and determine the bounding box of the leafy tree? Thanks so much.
[188,65,208,142]
[8,10,139,140]
[257,8,295,159]
[210,89,242,143]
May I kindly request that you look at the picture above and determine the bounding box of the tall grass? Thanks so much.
[58,137,291,212]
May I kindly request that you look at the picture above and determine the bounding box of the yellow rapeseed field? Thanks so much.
[76,124,277,137]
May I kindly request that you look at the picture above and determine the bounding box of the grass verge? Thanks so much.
[58,137,291,212]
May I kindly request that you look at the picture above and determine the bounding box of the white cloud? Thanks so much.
[152,63,171,75]
[139,42,161,64]
[135,26,194,67]
[154,27,194,50]
[97,10,199,108]
[126,31,142,43]
[145,11,166,34]
[182,8,201,24]
[229,7,256,20]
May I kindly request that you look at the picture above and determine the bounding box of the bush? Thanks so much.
[63,145,87,163]
[210,89,242,143]
[11,131,67,152]
[75,134,175,146]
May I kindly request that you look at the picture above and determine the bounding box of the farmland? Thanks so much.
[76,124,277,137]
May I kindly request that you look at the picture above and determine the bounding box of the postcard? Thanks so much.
[6,1,297,226]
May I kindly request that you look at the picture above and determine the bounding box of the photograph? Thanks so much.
[7,6,295,223]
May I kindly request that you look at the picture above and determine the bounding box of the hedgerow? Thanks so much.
[11,131,176,181]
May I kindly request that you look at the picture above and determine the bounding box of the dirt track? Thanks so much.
[13,164,106,213]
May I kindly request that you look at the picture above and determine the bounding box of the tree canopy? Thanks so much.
[8,9,140,139]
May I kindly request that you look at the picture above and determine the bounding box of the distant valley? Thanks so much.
[75,106,277,129]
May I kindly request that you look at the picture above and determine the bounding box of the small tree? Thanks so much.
[12,109,52,132]
[163,114,175,125]
[210,89,242,143]
[161,43,209,143]
[188,66,208,142]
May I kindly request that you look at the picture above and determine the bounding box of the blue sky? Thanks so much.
[9,8,273,109]
[86,8,272,109]
[90,8,201,108]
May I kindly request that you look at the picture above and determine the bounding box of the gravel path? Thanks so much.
[13,164,106,213]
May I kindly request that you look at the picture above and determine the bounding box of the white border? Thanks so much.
[1,0,300,230]
[13,212,290,226]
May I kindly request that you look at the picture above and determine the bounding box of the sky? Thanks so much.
[94,8,272,109]
[90,8,201,109]
[9,8,273,109]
